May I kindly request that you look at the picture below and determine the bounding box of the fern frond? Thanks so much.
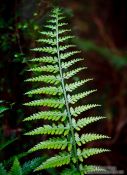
[10,158,22,175]
[42,28,71,36]
[70,104,101,117]
[30,56,57,64]
[60,51,81,60]
[23,111,67,122]
[25,124,69,136]
[59,36,74,42]
[35,153,71,170]
[57,16,66,21]
[37,38,56,45]
[77,148,110,161]
[24,98,64,108]
[50,13,64,19]
[24,7,110,173]
[44,23,68,31]
[58,23,68,27]
[31,47,57,54]
[28,137,67,153]
[62,58,83,69]
[64,67,87,79]
[75,116,106,130]
[51,8,62,16]
[28,65,59,73]
[40,31,56,37]
[25,86,63,96]
[70,89,97,104]
[59,45,75,51]
[75,133,110,146]
[44,24,56,30]
[58,29,71,34]
[47,16,65,23]
[47,19,57,23]
[66,79,93,92]
[25,75,60,84]
[22,157,45,175]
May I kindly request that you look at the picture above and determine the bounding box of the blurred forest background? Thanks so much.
[0,0,127,174]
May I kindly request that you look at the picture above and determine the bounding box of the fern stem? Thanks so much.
[56,11,79,170]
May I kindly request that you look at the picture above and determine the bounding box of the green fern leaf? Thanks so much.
[62,58,83,69]
[75,133,110,146]
[60,51,81,60]
[24,98,65,108]
[25,75,60,84]
[66,78,93,92]
[58,29,71,34]
[59,45,75,51]
[28,137,67,152]
[57,16,66,21]
[59,36,74,42]
[30,56,57,64]
[25,124,69,136]
[80,133,110,144]
[23,110,67,122]
[51,8,63,16]
[40,31,56,37]
[47,19,57,23]
[44,23,68,31]
[44,24,56,30]
[25,86,63,96]
[50,13,64,19]
[31,47,57,54]
[70,89,97,104]
[35,153,71,170]
[37,38,56,45]
[48,17,65,23]
[28,65,59,73]
[75,116,106,130]
[77,148,110,161]
[70,104,101,117]
[64,67,87,79]
[58,23,68,27]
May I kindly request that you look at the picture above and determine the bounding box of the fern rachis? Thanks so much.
[24,8,110,175]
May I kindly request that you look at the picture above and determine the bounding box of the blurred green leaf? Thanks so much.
[0,106,8,114]
[73,38,127,69]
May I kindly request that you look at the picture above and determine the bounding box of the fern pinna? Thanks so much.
[24,8,110,174]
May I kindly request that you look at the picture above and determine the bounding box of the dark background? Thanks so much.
[0,0,127,174]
